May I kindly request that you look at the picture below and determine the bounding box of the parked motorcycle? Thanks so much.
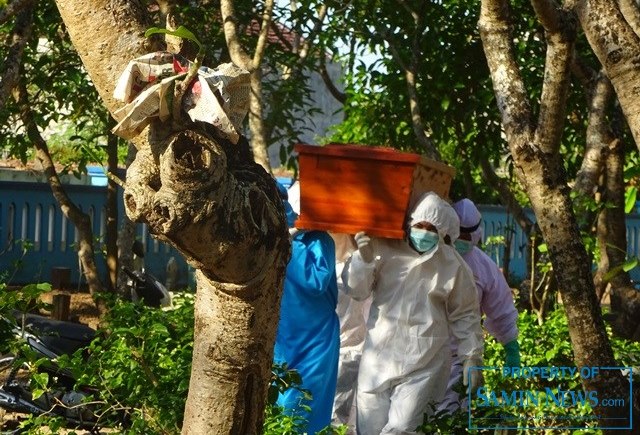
[0,264,171,433]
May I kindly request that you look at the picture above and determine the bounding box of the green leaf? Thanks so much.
[625,186,638,213]
[537,243,548,253]
[145,26,203,52]
[32,372,49,390]
[622,257,639,272]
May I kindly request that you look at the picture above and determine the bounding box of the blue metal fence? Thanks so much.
[2,179,640,286]
[478,204,640,282]
[0,181,191,288]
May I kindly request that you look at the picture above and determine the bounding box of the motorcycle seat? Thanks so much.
[19,313,96,356]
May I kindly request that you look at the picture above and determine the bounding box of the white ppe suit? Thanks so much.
[330,233,371,432]
[341,192,484,435]
[440,198,519,412]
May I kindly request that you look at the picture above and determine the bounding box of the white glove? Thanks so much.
[354,231,374,263]
[462,358,484,394]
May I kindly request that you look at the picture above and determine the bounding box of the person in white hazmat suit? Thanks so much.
[329,232,372,433]
[438,198,521,412]
[341,191,484,434]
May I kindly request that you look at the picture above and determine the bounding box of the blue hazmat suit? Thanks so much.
[274,182,340,434]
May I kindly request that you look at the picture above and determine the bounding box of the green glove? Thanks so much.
[503,340,521,367]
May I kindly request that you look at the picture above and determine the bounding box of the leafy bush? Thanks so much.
[418,308,640,434]
[8,292,341,434]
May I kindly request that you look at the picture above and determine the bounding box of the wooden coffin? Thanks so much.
[294,143,456,239]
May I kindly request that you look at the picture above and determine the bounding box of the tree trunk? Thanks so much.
[0,0,33,110]
[570,64,640,339]
[116,144,138,294]
[248,70,272,172]
[597,140,640,339]
[479,0,639,426]
[53,1,290,433]
[575,0,640,151]
[221,0,274,173]
[106,126,119,292]
[124,126,289,434]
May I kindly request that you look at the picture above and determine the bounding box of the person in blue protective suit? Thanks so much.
[273,180,341,434]
[438,198,521,412]
[341,191,484,435]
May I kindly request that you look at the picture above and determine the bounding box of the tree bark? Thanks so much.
[597,140,640,339]
[221,0,274,172]
[106,126,119,292]
[0,0,34,111]
[116,144,138,294]
[53,1,290,433]
[570,60,640,338]
[479,0,639,426]
[574,0,640,152]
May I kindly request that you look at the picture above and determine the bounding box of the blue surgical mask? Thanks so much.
[409,228,439,253]
[454,239,474,256]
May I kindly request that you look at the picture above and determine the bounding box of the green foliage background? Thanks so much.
[2,283,637,434]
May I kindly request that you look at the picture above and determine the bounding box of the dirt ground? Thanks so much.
[1,290,105,434]
[39,290,102,329]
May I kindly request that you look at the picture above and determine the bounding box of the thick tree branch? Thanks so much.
[54,0,159,124]
[394,0,419,22]
[530,0,563,31]
[574,73,615,196]
[382,20,438,158]
[319,55,346,103]
[479,155,535,233]
[573,0,640,150]
[618,0,640,38]
[0,0,32,25]
[251,0,274,71]
[479,0,534,145]
[534,31,575,154]
[529,0,576,154]
[220,0,255,69]
[0,1,34,111]
[296,4,328,61]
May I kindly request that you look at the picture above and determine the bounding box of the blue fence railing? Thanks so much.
[0,180,191,288]
[2,179,640,286]
[478,204,640,282]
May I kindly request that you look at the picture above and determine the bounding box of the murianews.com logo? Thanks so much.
[468,366,633,430]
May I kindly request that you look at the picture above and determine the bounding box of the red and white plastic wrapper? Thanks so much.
[112,52,250,144]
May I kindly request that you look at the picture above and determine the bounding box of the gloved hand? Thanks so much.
[354,231,374,263]
[503,340,521,368]
[462,358,484,394]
